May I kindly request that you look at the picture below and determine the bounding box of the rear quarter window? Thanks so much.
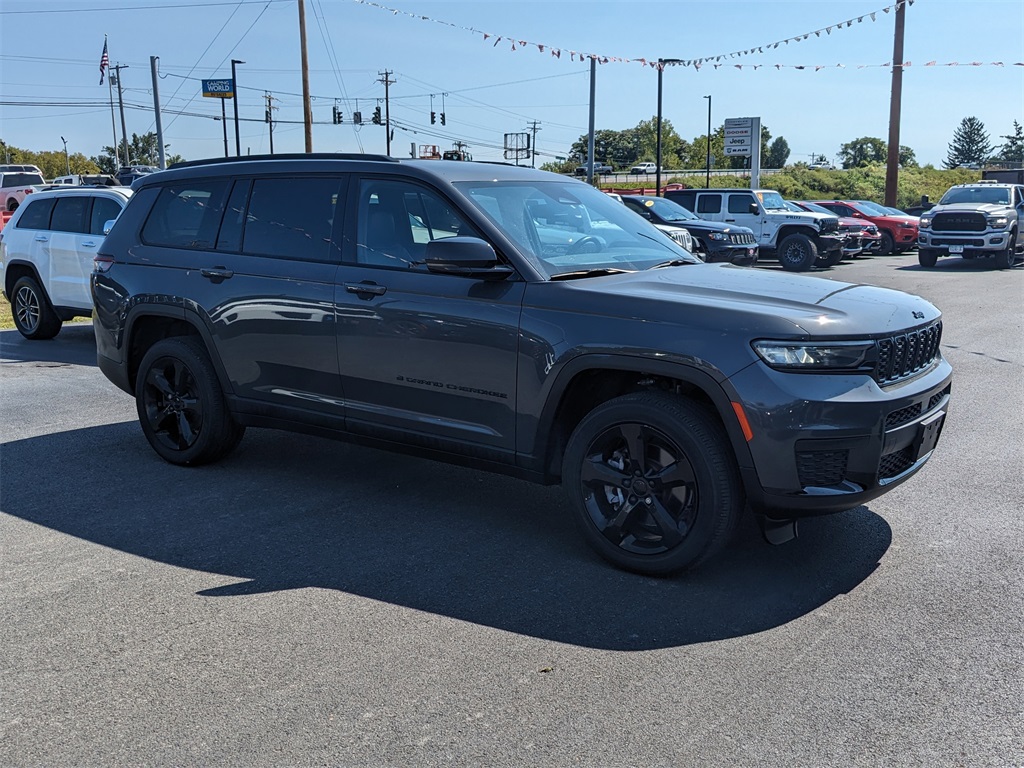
[696,194,722,214]
[141,181,229,249]
[15,198,56,230]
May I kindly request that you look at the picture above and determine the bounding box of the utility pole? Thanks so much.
[106,69,118,170]
[378,70,395,156]
[111,64,130,169]
[884,0,907,207]
[220,98,229,157]
[297,0,313,152]
[526,120,541,168]
[265,92,278,154]
[150,56,166,169]
[231,59,245,156]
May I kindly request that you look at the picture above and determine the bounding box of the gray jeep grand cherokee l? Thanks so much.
[92,155,952,575]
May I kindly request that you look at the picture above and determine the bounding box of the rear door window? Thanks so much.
[50,196,91,234]
[240,177,343,262]
[141,180,230,249]
[15,198,56,230]
[696,194,722,214]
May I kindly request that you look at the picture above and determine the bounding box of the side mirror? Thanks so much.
[424,237,514,281]
[102,219,118,235]
[749,202,759,215]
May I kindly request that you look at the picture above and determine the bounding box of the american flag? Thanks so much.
[99,38,109,85]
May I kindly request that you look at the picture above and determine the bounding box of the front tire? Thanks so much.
[879,231,895,255]
[11,275,62,340]
[918,249,938,268]
[777,234,819,271]
[562,391,744,575]
[817,246,844,268]
[993,233,1017,270]
[135,337,245,466]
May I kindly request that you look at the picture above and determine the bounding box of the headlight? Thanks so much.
[752,340,874,370]
[919,216,932,228]
[899,221,915,229]
[987,216,1008,228]
[707,232,729,241]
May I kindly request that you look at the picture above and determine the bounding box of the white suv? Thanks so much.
[1,186,132,339]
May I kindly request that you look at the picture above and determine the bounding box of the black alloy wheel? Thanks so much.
[994,233,1017,270]
[563,391,743,575]
[879,231,896,255]
[11,275,62,340]
[777,233,819,272]
[135,337,244,466]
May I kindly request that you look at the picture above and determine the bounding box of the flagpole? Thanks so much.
[104,36,118,170]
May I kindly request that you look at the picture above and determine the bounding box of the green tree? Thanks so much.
[994,120,1024,164]
[766,137,790,168]
[93,131,181,172]
[899,145,918,168]
[839,137,888,168]
[0,140,100,179]
[944,116,992,168]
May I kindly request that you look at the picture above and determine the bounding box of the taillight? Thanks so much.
[93,254,115,273]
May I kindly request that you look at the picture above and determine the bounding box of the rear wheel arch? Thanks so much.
[536,355,754,482]
[124,309,230,396]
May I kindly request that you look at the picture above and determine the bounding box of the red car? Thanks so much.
[810,199,918,255]
[791,200,883,257]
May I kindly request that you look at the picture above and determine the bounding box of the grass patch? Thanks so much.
[0,299,13,330]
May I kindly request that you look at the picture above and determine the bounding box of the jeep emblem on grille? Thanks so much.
[912,311,925,319]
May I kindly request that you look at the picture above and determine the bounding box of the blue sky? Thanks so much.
[1,0,1022,168]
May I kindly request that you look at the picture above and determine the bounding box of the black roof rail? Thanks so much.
[168,153,398,170]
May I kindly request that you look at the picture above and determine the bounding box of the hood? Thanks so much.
[931,202,1012,215]
[673,219,753,235]
[873,213,919,227]
[532,263,939,338]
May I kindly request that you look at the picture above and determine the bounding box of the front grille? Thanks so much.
[933,212,986,232]
[932,237,984,247]
[879,446,915,479]
[796,449,849,487]
[885,403,922,429]
[729,232,756,245]
[928,384,951,411]
[818,217,840,234]
[873,321,942,385]
[668,230,690,247]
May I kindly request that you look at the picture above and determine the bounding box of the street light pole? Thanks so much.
[231,59,245,157]
[655,58,681,196]
[704,95,712,188]
[60,136,70,175]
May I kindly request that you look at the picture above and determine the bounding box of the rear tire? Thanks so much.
[917,249,938,268]
[777,234,819,272]
[562,391,744,575]
[135,337,245,466]
[11,275,62,340]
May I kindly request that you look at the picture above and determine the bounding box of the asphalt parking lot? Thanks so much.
[1,251,1021,767]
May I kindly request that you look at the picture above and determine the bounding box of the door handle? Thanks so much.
[34,235,48,242]
[81,241,97,248]
[200,267,234,282]
[724,218,736,222]
[345,282,387,297]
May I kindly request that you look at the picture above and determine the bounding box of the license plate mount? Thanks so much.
[948,244,964,254]
[912,410,945,461]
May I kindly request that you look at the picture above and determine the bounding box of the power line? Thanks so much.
[0,0,286,14]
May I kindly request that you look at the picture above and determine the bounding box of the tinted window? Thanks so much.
[666,190,696,210]
[0,173,45,187]
[216,180,250,252]
[241,177,342,262]
[15,198,55,230]
[355,179,478,269]
[90,196,123,235]
[728,194,756,214]
[50,196,91,234]
[142,180,229,249]
[696,194,722,214]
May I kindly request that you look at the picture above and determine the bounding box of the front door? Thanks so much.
[334,176,524,456]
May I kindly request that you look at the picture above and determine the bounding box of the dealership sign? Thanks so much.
[202,79,234,98]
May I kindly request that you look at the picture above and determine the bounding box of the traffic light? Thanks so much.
[372,106,382,125]
[353,111,362,125]
[332,106,343,124]
[440,112,446,126]
[430,111,436,124]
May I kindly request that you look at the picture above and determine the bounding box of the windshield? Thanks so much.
[636,196,699,222]
[756,191,788,210]
[939,186,1011,205]
[797,201,835,215]
[855,200,891,215]
[456,180,700,277]
[783,201,804,212]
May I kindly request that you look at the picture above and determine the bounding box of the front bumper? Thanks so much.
[918,229,1011,255]
[703,241,758,265]
[727,356,953,517]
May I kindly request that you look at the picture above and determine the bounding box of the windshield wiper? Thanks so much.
[549,268,632,281]
[649,258,696,269]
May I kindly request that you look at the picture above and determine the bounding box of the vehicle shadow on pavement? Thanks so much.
[897,259,1022,273]
[1,423,891,651]
[0,324,96,366]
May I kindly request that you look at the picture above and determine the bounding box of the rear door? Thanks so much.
[46,195,93,309]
